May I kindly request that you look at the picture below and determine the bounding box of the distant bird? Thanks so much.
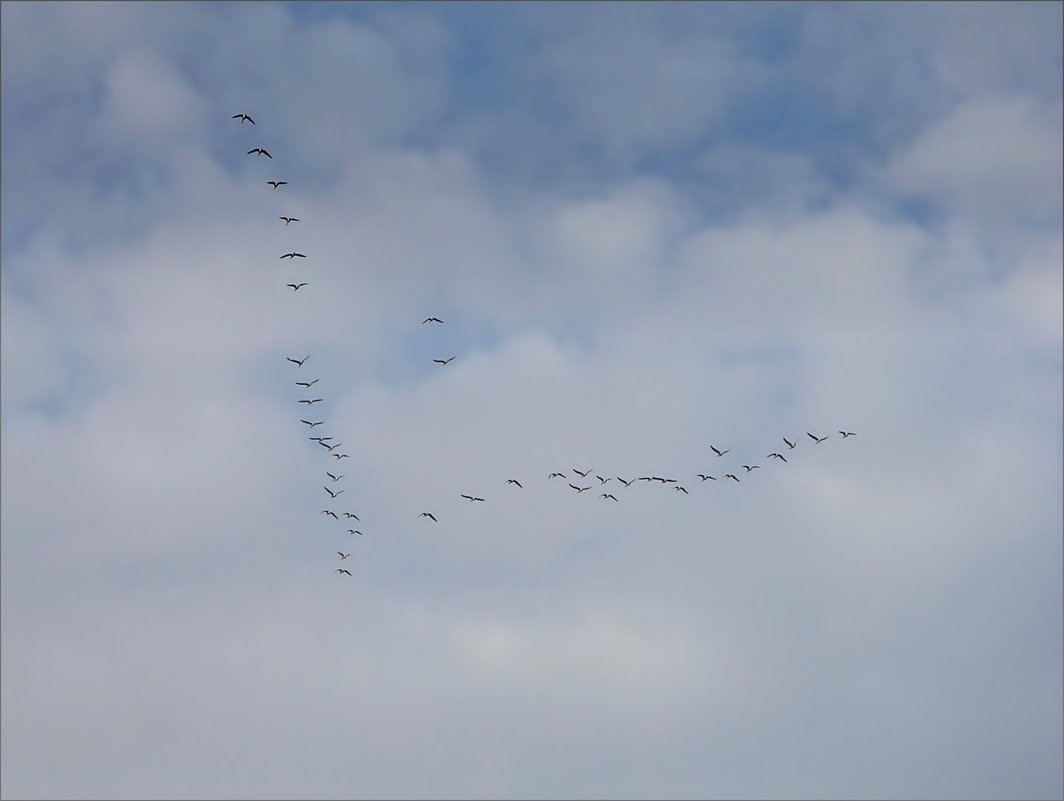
[742,465,760,473]
[675,485,689,494]
[247,147,272,158]
[324,486,344,498]
[324,442,342,451]
[322,510,339,520]
[287,355,309,367]
[301,419,324,428]
[638,477,654,482]
[617,477,634,487]
[569,484,591,493]
[327,472,343,482]
[286,283,308,291]
[232,113,255,124]
[461,494,485,502]
[783,437,797,450]
[296,379,319,388]
[573,468,593,477]
[343,512,359,520]
[548,472,566,479]
[839,431,857,438]
[267,180,287,189]
[697,474,716,481]
[596,475,611,484]
[310,437,332,444]
[422,317,444,324]
[768,452,787,462]
[433,356,455,365]
[601,493,618,501]
[506,479,523,488]
[280,252,306,259]
[337,552,351,560]
[419,512,437,522]
[710,445,730,457]
[335,568,352,576]
[299,398,324,405]
[807,432,830,444]
[348,530,363,536]
[724,474,740,482]
[333,453,350,460]
[279,216,300,225]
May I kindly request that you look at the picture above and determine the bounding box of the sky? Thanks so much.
[1,2,1061,799]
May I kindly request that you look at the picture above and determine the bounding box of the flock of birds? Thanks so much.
[233,110,856,579]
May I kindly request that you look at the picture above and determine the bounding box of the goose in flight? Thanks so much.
[422,317,444,324]
[548,472,566,479]
[287,355,309,367]
[461,494,485,502]
[596,476,611,484]
[348,529,363,536]
[267,180,287,189]
[335,568,352,576]
[343,512,359,520]
[724,474,740,482]
[697,474,717,481]
[324,486,345,499]
[322,510,339,520]
[675,485,689,494]
[573,467,593,477]
[569,484,591,493]
[247,147,272,159]
[742,465,760,473]
[807,432,830,444]
[838,431,857,438]
[710,445,730,457]
[506,479,523,488]
[279,216,300,225]
[601,493,618,501]
[326,472,343,482]
[767,452,787,462]
[337,552,351,560]
[296,379,319,388]
[286,283,308,291]
[433,356,455,365]
[783,437,797,450]
[280,252,306,259]
[301,419,324,428]
[419,512,437,522]
[617,477,634,487]
[333,453,350,460]
[324,441,342,451]
[299,398,324,405]
[232,112,255,124]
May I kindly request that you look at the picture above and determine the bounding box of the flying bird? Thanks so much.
[267,180,287,189]
[287,356,309,367]
[573,468,593,477]
[301,419,324,428]
[337,552,351,560]
[697,474,716,481]
[422,317,444,324]
[839,431,857,438]
[710,445,730,457]
[247,147,272,158]
[279,216,300,225]
[324,486,345,498]
[742,465,760,473]
[310,437,332,444]
[675,485,689,494]
[333,453,350,460]
[569,484,591,493]
[343,513,359,520]
[299,398,324,405]
[232,113,255,124]
[296,379,319,388]
[433,356,455,365]
[326,472,343,482]
[506,479,523,488]
[596,476,611,484]
[724,474,740,482]
[601,493,618,501]
[617,477,634,487]
[548,472,566,479]
[280,252,306,259]
[419,512,437,522]
[348,530,363,536]
[783,437,797,450]
[322,510,339,520]
[286,283,308,291]
[335,568,352,576]
[324,441,342,451]
[461,494,485,502]
[768,452,787,462]
[807,432,830,444]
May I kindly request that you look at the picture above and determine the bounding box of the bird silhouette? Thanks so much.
[697,474,716,481]
[333,453,350,460]
[461,494,485,502]
[287,356,309,367]
[742,465,760,473]
[601,493,618,501]
[247,147,272,158]
[322,510,339,520]
[267,180,287,189]
[337,552,351,560]
[569,484,591,493]
[710,445,730,457]
[422,317,444,324]
[839,431,857,438]
[343,513,359,520]
[301,419,324,428]
[596,476,611,484]
[768,453,787,462]
[326,472,343,482]
[324,487,344,499]
[280,252,306,259]
[617,477,634,487]
[724,474,740,482]
[348,530,363,536]
[335,568,352,576]
[433,356,455,365]
[232,113,255,124]
[419,512,437,522]
[296,379,319,388]
[573,468,593,477]
[286,283,308,291]
[807,432,829,444]
[783,437,797,450]
[298,398,324,405]
[548,472,566,479]
[506,479,523,488]
[675,485,689,494]
[279,216,300,225]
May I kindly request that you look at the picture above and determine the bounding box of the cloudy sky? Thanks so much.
[2,2,1061,799]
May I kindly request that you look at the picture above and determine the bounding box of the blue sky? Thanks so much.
[2,2,1062,799]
